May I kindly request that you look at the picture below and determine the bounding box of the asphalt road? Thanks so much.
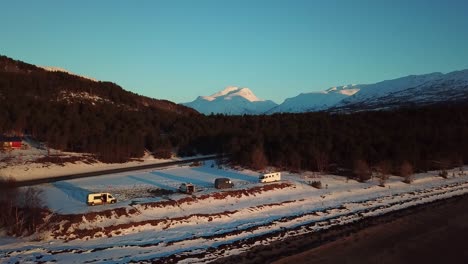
[16,154,222,187]
[273,194,468,264]
[211,194,468,264]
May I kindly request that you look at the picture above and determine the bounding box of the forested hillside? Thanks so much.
[1,55,467,173]
[0,55,200,162]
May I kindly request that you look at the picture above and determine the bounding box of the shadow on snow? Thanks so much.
[150,171,212,187]
[191,166,259,183]
[52,181,90,203]
[126,175,178,191]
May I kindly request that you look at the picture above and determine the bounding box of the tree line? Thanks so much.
[204,105,468,175]
[1,55,468,174]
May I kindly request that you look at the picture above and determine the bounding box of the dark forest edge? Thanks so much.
[1,55,468,176]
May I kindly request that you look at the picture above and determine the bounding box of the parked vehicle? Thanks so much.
[259,172,281,183]
[87,193,116,206]
[179,183,195,194]
[214,178,234,189]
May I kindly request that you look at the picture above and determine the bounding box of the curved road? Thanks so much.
[16,154,223,187]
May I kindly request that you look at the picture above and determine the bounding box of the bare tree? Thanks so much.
[400,161,414,184]
[251,146,268,170]
[0,176,18,232]
[22,187,45,234]
[0,177,47,236]
[354,160,371,182]
[376,160,391,187]
[456,157,465,177]
[314,150,329,173]
[431,159,449,178]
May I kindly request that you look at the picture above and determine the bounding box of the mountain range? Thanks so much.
[183,70,468,115]
[333,70,468,112]
[267,85,360,113]
[3,53,468,116]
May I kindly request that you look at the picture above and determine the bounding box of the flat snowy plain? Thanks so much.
[1,160,468,263]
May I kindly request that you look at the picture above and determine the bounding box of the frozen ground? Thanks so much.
[1,162,467,263]
[40,162,260,214]
[0,140,211,181]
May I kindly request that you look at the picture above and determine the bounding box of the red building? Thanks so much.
[1,136,22,149]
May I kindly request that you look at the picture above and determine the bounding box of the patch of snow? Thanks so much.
[56,91,112,105]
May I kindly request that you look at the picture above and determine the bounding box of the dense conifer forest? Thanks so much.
[1,55,467,174]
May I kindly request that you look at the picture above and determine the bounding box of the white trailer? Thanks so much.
[259,172,281,183]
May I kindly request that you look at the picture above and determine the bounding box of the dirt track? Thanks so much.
[212,194,468,264]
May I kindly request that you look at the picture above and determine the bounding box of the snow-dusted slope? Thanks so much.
[269,85,360,113]
[334,70,468,111]
[272,69,468,113]
[183,86,278,115]
[41,66,97,82]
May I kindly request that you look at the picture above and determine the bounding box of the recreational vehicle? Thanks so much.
[87,193,117,206]
[259,172,281,183]
[179,183,195,194]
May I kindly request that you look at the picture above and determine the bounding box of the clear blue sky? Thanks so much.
[2,0,468,103]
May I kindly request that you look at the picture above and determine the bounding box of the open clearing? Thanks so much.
[1,161,468,263]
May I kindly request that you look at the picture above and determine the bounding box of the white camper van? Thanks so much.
[259,172,281,183]
[87,193,117,206]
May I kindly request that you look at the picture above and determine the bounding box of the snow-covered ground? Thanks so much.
[0,141,212,181]
[1,162,467,263]
[38,162,260,215]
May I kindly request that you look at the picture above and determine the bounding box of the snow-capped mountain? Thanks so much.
[268,85,360,113]
[333,70,468,111]
[183,86,278,115]
[271,69,468,113]
[183,70,468,115]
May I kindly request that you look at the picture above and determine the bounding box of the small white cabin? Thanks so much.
[259,172,281,183]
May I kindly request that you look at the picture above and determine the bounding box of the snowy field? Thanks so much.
[0,140,213,181]
[1,161,468,263]
[39,162,260,214]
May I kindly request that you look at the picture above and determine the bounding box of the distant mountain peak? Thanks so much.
[225,87,261,102]
[210,86,240,98]
[200,86,262,102]
[182,86,277,115]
